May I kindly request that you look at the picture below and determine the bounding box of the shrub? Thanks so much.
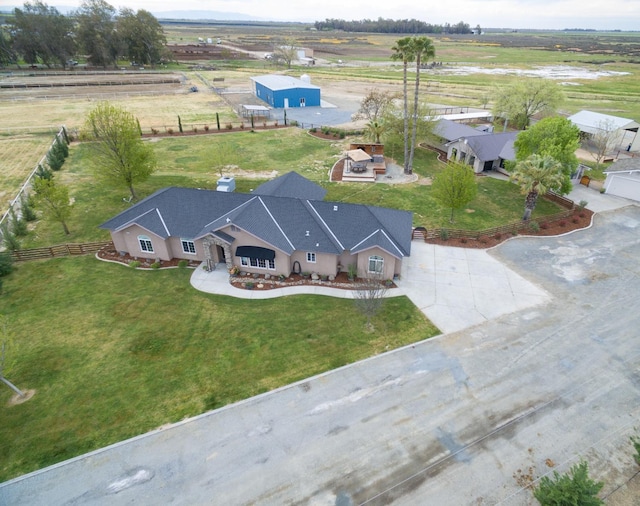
[129,260,141,268]
[192,127,198,133]
[572,217,579,224]
[631,433,640,466]
[479,237,488,244]
[178,259,188,268]
[347,264,358,280]
[529,222,540,233]
[579,212,586,218]
[533,461,604,506]
[494,232,502,240]
[1,225,20,252]
[289,120,299,127]
[245,281,254,289]
[20,195,37,222]
[0,251,14,276]
[540,222,549,230]
[150,262,161,269]
[310,127,317,133]
[204,125,209,131]
[226,123,233,130]
[460,237,467,244]
[47,145,64,171]
[240,123,245,130]
[151,128,159,135]
[10,209,28,237]
[577,199,588,211]
[439,229,449,241]
[339,131,345,139]
[559,220,567,227]
[167,128,174,135]
[35,164,52,180]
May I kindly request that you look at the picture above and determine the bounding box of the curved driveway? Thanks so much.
[2,205,640,505]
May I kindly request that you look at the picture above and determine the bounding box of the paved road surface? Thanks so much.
[2,206,640,505]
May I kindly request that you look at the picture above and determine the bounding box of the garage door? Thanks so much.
[606,173,640,201]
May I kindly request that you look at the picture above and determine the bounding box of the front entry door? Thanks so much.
[218,245,226,262]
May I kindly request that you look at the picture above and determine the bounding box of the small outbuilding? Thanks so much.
[250,74,321,109]
[568,110,640,153]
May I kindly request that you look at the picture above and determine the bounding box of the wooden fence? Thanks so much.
[10,241,111,262]
[413,192,576,241]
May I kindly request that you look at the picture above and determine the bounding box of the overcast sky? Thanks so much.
[12,0,640,30]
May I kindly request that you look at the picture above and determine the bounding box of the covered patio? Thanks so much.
[341,148,386,183]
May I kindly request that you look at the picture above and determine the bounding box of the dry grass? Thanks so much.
[0,135,52,211]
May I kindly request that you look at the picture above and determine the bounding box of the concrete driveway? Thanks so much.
[2,206,640,505]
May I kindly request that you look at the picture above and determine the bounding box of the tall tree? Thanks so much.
[75,0,119,67]
[510,154,564,221]
[407,37,435,174]
[513,116,580,195]
[391,37,414,174]
[493,78,564,130]
[82,102,156,200]
[0,26,17,68]
[431,161,478,223]
[32,177,73,235]
[11,1,75,68]
[117,8,167,66]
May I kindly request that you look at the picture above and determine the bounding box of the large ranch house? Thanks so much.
[100,172,412,280]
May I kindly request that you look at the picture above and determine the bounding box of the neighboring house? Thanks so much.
[568,110,640,153]
[100,172,412,280]
[603,158,640,201]
[250,74,321,109]
[446,131,518,174]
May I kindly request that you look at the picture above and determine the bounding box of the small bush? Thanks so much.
[540,222,549,230]
[494,233,502,240]
[479,237,488,244]
[21,195,37,222]
[559,220,567,227]
[151,128,159,135]
[533,461,603,506]
[339,132,345,139]
[178,259,188,268]
[529,222,540,233]
[129,260,141,268]
[240,123,245,130]
[439,229,449,241]
[204,125,209,131]
[631,434,640,466]
[1,225,20,252]
[578,199,588,211]
[35,164,52,180]
[11,212,28,237]
[192,126,198,133]
[167,128,174,135]
[245,281,254,289]
[0,251,14,277]
[150,262,161,269]
[226,123,233,130]
[460,237,468,244]
[579,212,586,218]
[572,217,579,224]
[309,127,317,133]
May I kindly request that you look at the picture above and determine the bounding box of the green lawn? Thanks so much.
[0,256,438,481]
[21,128,563,247]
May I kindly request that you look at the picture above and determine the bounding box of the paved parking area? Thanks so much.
[3,205,640,506]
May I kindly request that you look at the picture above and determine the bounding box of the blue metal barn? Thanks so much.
[250,75,321,109]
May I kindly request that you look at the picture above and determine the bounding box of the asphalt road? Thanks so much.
[2,206,640,505]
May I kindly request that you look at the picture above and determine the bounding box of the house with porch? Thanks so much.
[100,172,412,280]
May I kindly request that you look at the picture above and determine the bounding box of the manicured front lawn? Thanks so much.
[0,256,438,482]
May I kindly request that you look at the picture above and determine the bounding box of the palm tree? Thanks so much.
[365,119,386,144]
[510,154,564,221]
[407,37,435,174]
[391,37,414,174]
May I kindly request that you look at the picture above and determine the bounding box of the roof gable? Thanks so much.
[253,171,327,200]
[435,118,488,142]
[466,132,518,162]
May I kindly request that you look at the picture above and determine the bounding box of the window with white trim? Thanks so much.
[138,235,154,253]
[240,256,275,270]
[181,239,196,254]
[368,255,384,274]
[306,252,316,263]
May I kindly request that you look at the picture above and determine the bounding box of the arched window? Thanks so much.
[368,255,384,274]
[138,235,154,253]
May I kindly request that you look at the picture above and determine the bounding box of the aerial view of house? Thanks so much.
[100,172,412,280]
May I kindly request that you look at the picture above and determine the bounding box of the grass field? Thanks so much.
[0,256,438,481]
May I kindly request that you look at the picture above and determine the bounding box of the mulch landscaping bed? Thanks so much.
[96,246,199,269]
[423,208,594,249]
[230,271,397,291]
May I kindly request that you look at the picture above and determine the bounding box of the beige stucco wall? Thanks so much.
[110,225,170,261]
[218,226,289,275]
[448,140,483,173]
[290,250,338,276]
[355,247,400,280]
[166,236,205,261]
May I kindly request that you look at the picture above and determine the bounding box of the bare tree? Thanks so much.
[352,89,397,122]
[273,38,298,69]
[589,119,619,169]
[354,274,389,331]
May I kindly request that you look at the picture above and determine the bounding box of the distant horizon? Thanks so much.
[1,1,639,31]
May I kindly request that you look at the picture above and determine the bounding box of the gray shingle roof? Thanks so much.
[465,132,518,162]
[604,158,640,173]
[100,173,412,258]
[435,119,488,142]
[253,171,327,200]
